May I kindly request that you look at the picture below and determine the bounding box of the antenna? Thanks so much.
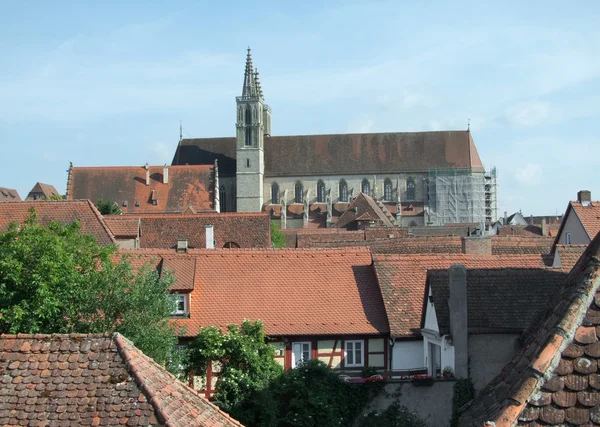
[467,118,471,132]
[179,120,183,141]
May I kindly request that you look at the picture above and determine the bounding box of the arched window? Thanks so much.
[339,180,348,203]
[317,180,326,203]
[219,186,227,212]
[384,179,393,201]
[223,242,240,248]
[271,182,280,204]
[361,179,370,196]
[245,107,252,146]
[406,177,416,200]
[295,181,303,203]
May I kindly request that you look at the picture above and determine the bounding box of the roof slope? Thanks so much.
[458,232,600,427]
[0,187,21,202]
[173,131,485,176]
[67,165,214,214]
[27,182,60,199]
[0,200,116,245]
[373,254,551,337]
[554,244,588,270]
[572,201,600,240]
[335,193,394,229]
[136,213,270,249]
[0,333,243,427]
[129,248,389,337]
[429,268,567,335]
[104,216,141,237]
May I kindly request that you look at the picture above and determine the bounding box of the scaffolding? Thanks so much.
[484,167,498,224]
[426,168,489,226]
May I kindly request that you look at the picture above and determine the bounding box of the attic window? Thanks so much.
[122,200,128,207]
[152,200,158,206]
[135,200,140,207]
[151,190,159,205]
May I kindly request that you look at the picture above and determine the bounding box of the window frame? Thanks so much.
[344,340,364,367]
[406,177,416,201]
[384,179,393,201]
[271,182,280,204]
[295,181,304,204]
[291,341,311,367]
[361,179,370,196]
[317,180,326,203]
[339,180,348,203]
[170,293,188,316]
[566,232,572,245]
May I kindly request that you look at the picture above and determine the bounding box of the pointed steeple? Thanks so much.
[241,47,258,99]
[254,68,264,100]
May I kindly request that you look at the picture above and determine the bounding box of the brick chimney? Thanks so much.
[163,165,169,184]
[578,190,591,206]
[461,235,492,255]
[144,163,150,186]
[541,219,548,236]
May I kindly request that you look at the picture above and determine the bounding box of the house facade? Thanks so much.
[553,190,600,248]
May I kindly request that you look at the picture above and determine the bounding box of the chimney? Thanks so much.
[144,163,150,186]
[461,235,492,255]
[503,211,507,225]
[176,240,188,253]
[578,190,592,206]
[448,264,468,378]
[541,219,547,236]
[530,214,533,225]
[163,165,169,184]
[205,225,215,249]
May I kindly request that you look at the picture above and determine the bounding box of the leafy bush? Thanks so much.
[270,221,286,248]
[451,378,475,427]
[95,199,122,215]
[358,403,427,427]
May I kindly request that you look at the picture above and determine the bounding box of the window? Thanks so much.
[566,232,572,245]
[339,180,348,202]
[152,200,158,206]
[246,158,250,168]
[345,340,364,367]
[271,183,280,204]
[295,181,303,203]
[317,180,326,203]
[170,293,188,316]
[406,177,416,200]
[245,108,252,146]
[270,342,285,357]
[361,179,370,196]
[384,179,393,201]
[219,186,227,212]
[292,342,311,367]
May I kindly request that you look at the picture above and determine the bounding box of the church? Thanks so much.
[172,49,498,229]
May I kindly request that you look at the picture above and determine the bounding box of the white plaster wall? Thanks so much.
[392,340,423,370]
[557,208,591,245]
[423,291,439,332]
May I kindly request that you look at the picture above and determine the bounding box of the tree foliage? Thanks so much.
[0,212,177,363]
[186,320,283,409]
[95,199,122,215]
[358,403,427,427]
[231,359,384,427]
[451,378,475,427]
[270,221,286,248]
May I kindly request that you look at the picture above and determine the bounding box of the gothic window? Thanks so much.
[407,177,416,200]
[245,107,252,146]
[271,182,280,204]
[361,179,370,196]
[295,181,303,204]
[219,186,227,212]
[339,180,348,203]
[317,180,326,203]
[384,179,393,201]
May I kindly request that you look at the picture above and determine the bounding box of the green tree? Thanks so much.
[186,320,283,409]
[96,199,122,215]
[358,403,427,427]
[43,194,64,201]
[271,221,286,248]
[0,212,178,363]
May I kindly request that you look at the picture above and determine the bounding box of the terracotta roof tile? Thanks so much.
[572,201,600,240]
[458,231,600,427]
[67,165,214,213]
[0,187,21,202]
[0,333,243,426]
[174,131,484,176]
[554,244,588,270]
[373,253,551,337]
[104,216,140,237]
[26,182,60,199]
[0,200,116,245]
[334,193,394,228]
[126,248,388,337]
[134,213,270,249]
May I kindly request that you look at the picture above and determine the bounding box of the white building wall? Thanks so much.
[557,207,590,245]
[392,340,424,371]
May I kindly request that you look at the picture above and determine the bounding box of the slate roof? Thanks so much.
[335,193,395,229]
[127,248,389,338]
[428,268,567,335]
[553,244,588,270]
[26,182,60,200]
[173,131,484,177]
[0,187,21,202]
[458,231,600,427]
[104,217,140,238]
[67,165,215,214]
[0,333,243,427]
[373,254,551,337]
[134,213,270,249]
[0,200,116,246]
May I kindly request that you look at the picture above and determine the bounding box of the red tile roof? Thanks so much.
[0,187,21,202]
[553,244,587,270]
[335,193,395,228]
[26,182,60,199]
[458,230,600,427]
[571,201,600,239]
[134,213,271,249]
[373,253,551,337]
[67,165,214,214]
[495,224,543,236]
[0,200,116,246]
[0,333,243,426]
[104,216,140,237]
[128,248,389,337]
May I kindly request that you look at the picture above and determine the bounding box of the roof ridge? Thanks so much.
[0,332,113,339]
[86,200,118,245]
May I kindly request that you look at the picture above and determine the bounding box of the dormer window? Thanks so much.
[170,293,188,316]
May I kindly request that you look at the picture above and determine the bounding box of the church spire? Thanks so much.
[254,68,264,100]
[241,47,258,99]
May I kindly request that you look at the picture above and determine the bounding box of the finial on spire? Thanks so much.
[467,118,471,132]
[180,120,183,141]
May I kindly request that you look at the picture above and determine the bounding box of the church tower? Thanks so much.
[235,48,271,212]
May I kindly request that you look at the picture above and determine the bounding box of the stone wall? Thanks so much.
[468,334,521,392]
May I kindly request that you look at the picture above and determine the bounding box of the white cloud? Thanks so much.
[505,100,550,127]
[514,163,542,185]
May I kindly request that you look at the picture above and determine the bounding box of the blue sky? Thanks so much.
[1,0,599,216]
